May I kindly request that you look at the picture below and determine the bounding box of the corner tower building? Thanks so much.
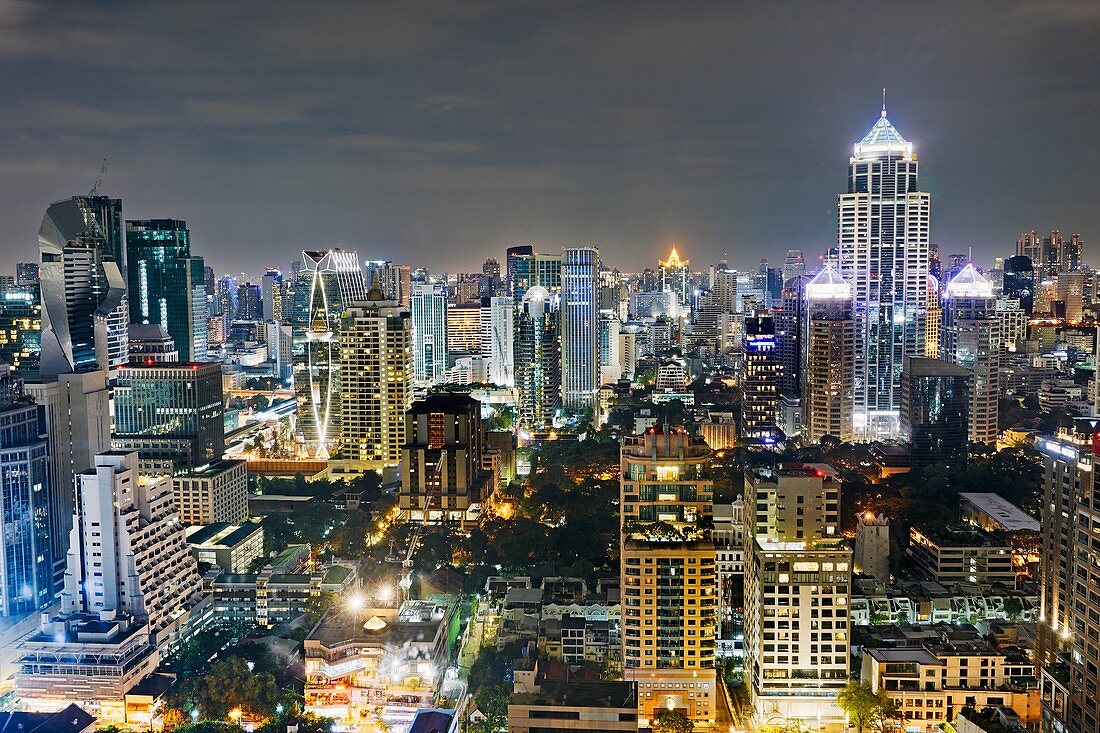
[837,102,931,440]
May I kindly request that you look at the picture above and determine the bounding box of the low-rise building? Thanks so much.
[171,458,248,525]
[186,522,264,573]
[908,525,1015,588]
[208,564,356,628]
[508,680,638,732]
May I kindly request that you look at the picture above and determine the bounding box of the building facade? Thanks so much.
[561,248,600,414]
[410,282,448,386]
[802,265,855,443]
[941,265,1000,444]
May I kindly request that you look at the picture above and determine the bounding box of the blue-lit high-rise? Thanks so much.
[0,369,52,616]
[125,219,208,362]
[837,103,931,440]
[561,247,599,413]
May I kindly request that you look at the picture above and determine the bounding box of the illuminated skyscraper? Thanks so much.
[291,249,367,459]
[125,219,208,362]
[514,286,560,430]
[37,196,128,377]
[658,245,691,309]
[261,268,284,322]
[837,103,931,439]
[1003,256,1035,316]
[0,282,41,374]
[561,247,600,413]
[941,264,1000,444]
[339,287,411,470]
[620,428,716,728]
[511,251,562,301]
[802,265,855,442]
[480,296,514,387]
[410,282,448,385]
[740,315,780,441]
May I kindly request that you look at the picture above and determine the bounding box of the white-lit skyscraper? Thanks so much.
[480,296,514,387]
[410,282,448,385]
[514,286,560,430]
[837,103,931,440]
[561,247,600,413]
[941,264,1000,444]
[802,265,856,443]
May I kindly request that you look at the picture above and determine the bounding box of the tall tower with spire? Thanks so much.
[659,245,691,310]
[837,100,931,440]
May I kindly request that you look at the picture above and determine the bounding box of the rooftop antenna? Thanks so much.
[881,87,887,118]
[88,157,107,197]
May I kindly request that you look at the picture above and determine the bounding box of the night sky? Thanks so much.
[2,0,1098,276]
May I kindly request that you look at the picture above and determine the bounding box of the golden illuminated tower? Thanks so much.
[659,245,692,309]
[620,427,717,728]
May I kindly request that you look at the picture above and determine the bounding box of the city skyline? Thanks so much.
[1,2,1098,275]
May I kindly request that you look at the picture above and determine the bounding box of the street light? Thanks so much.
[191,710,200,723]
[229,708,243,725]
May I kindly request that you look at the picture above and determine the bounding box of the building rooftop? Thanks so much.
[0,704,95,733]
[959,493,1040,532]
[904,357,971,378]
[512,680,637,709]
[408,392,480,414]
[864,647,940,665]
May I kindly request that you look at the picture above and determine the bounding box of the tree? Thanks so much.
[837,681,879,733]
[652,710,694,733]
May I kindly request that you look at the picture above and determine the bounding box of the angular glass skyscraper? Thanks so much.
[561,247,600,413]
[125,219,208,362]
[410,282,448,385]
[37,196,128,377]
[291,249,367,459]
[837,105,931,439]
[0,371,53,616]
[514,286,560,430]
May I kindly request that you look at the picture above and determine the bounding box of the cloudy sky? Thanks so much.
[2,0,1098,276]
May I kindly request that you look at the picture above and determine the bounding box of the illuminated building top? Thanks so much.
[945,263,993,298]
[853,106,913,160]
[804,264,852,300]
[659,245,689,270]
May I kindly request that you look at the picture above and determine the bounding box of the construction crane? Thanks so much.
[398,451,447,601]
[88,158,107,197]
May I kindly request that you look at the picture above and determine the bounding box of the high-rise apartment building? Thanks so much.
[0,282,41,374]
[399,393,489,525]
[941,265,1000,444]
[0,369,53,616]
[740,315,780,441]
[802,265,855,443]
[170,458,247,525]
[514,286,560,430]
[782,250,806,282]
[338,288,412,470]
[658,246,691,309]
[261,268,284,322]
[410,282,448,386]
[291,249,367,459]
[743,463,850,729]
[38,196,129,377]
[446,303,482,354]
[1038,418,1100,733]
[1019,230,1085,278]
[480,296,514,386]
[837,105,931,440]
[125,219,208,362]
[899,356,970,466]
[620,428,717,728]
[236,281,262,321]
[561,247,600,414]
[1003,256,1035,316]
[112,361,224,469]
[364,260,402,303]
[23,370,110,591]
[775,275,808,398]
[12,452,207,718]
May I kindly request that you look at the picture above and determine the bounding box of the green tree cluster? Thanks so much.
[836,680,902,733]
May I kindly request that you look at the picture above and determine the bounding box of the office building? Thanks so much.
[261,268,283,322]
[291,249,367,459]
[236,281,262,321]
[125,219,208,362]
[514,286,560,431]
[1002,256,1035,315]
[37,196,128,377]
[23,370,111,591]
[410,282,448,385]
[480,296,514,386]
[11,452,206,719]
[511,251,562,301]
[127,324,178,363]
[775,274,808,398]
[837,104,931,440]
[561,247,600,414]
[185,522,264,574]
[170,458,247,525]
[620,428,717,727]
[15,263,39,287]
[338,288,412,471]
[0,282,41,374]
[907,525,1014,587]
[364,260,402,303]
[112,361,224,469]
[802,265,855,443]
[900,357,970,466]
[505,244,534,296]
[941,265,1000,444]
[445,303,482,354]
[0,370,53,616]
[399,393,489,525]
[658,245,691,309]
[743,464,850,730]
[740,315,780,441]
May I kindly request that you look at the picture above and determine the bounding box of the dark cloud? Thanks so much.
[1,0,1098,275]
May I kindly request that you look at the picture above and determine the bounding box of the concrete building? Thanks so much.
[11,452,207,720]
[619,428,717,728]
[24,370,111,590]
[853,512,890,582]
[444,303,481,354]
[802,265,856,443]
[170,459,247,525]
[185,522,264,573]
[907,525,1015,588]
[338,288,412,471]
[514,286,560,430]
[743,464,850,731]
[508,680,638,732]
[399,393,489,525]
[480,296,514,386]
[208,563,356,628]
[960,493,1040,534]
[740,315,780,442]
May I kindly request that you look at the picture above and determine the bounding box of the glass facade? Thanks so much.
[125,219,208,362]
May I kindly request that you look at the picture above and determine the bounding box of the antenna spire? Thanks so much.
[881,87,887,118]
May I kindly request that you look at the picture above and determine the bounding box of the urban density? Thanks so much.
[0,4,1096,733]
